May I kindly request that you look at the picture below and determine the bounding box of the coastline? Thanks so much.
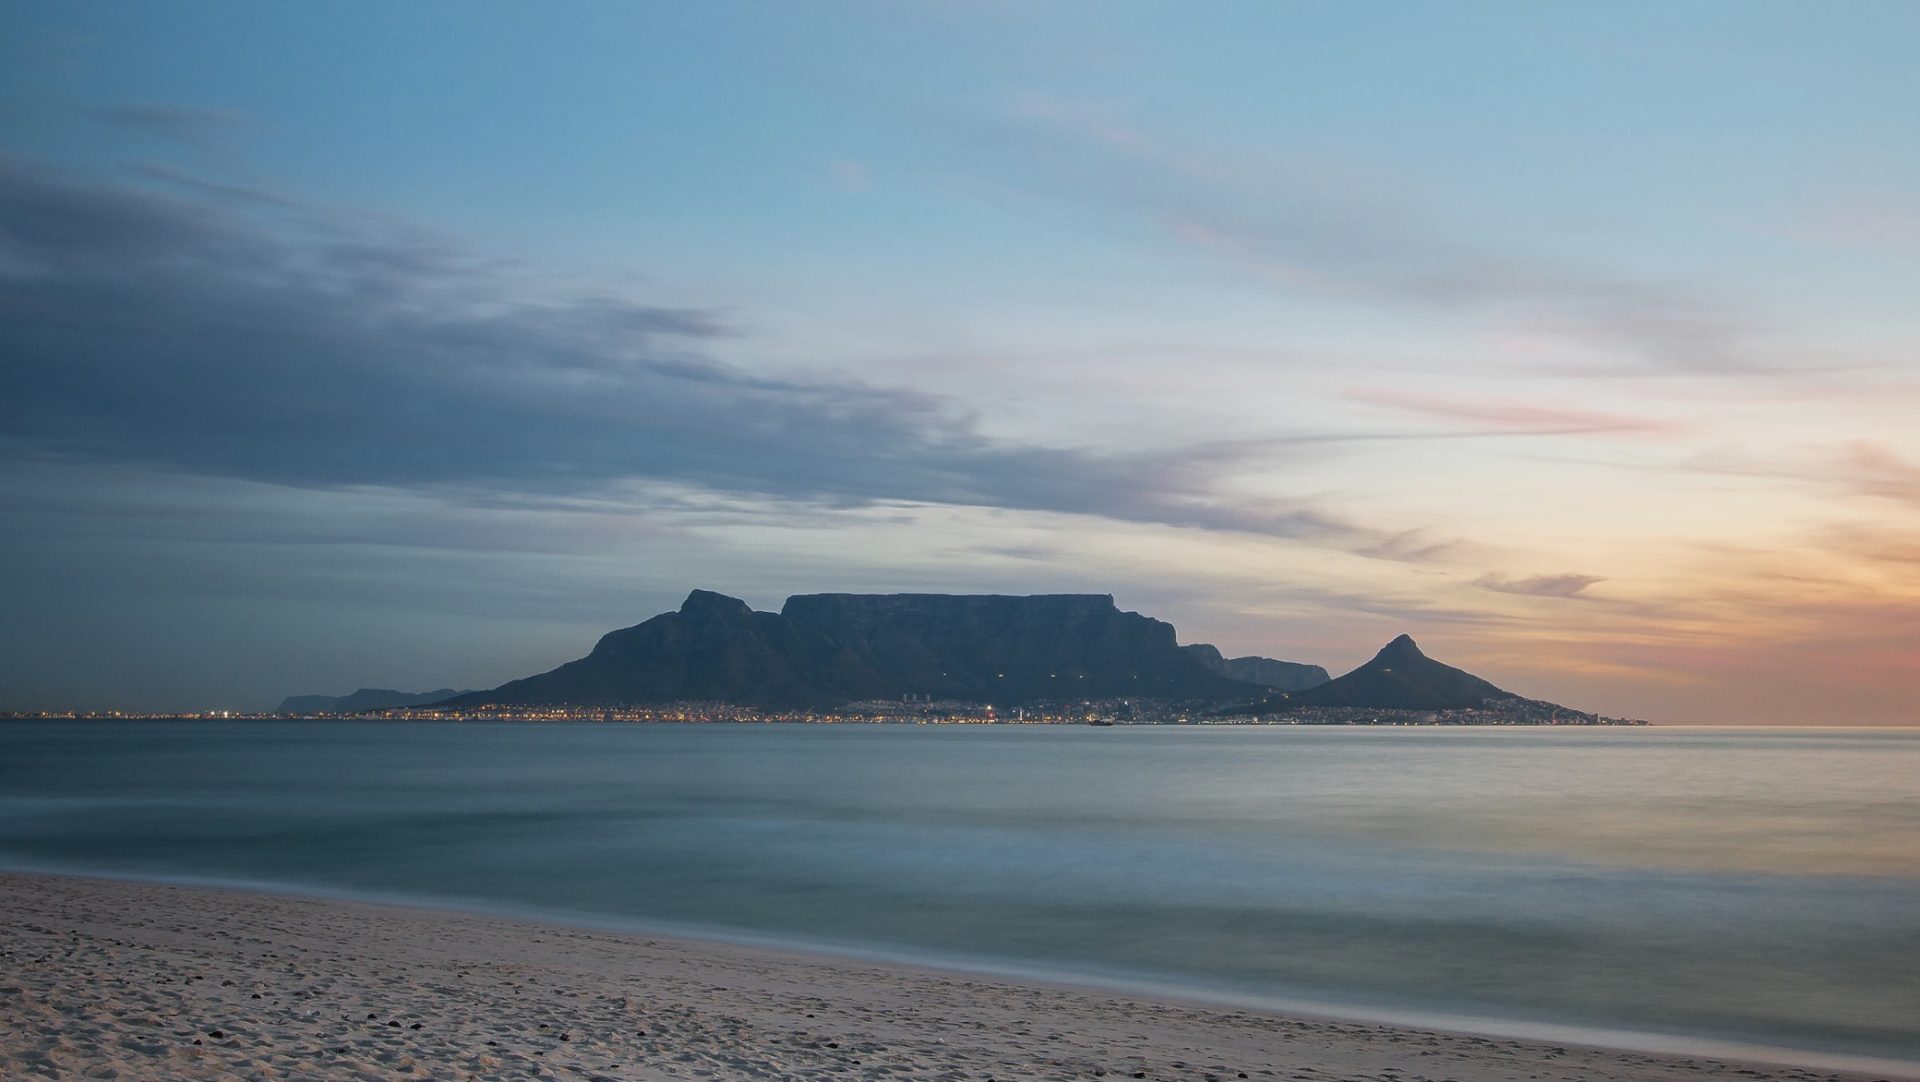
[4,871,1911,1081]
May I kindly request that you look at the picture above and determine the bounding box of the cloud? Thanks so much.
[969,97,1775,375]
[1352,528,1473,565]
[1476,572,1606,599]
[829,158,871,192]
[1797,199,1920,252]
[95,103,255,153]
[133,162,305,210]
[1821,526,1920,568]
[1351,389,1686,437]
[1672,440,1920,513]
[1841,441,1920,510]
[0,157,1357,544]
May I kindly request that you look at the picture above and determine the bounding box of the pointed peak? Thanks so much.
[1373,633,1426,663]
[680,589,753,618]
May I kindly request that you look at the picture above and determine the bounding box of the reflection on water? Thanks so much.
[1,721,1916,1063]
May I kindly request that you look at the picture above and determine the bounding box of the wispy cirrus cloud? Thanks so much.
[1808,524,1920,571]
[94,102,256,153]
[1351,528,1475,565]
[1795,198,1920,252]
[1350,389,1687,438]
[1476,572,1606,599]
[1841,441,1920,510]
[1673,440,1920,512]
[133,162,305,210]
[967,96,1779,376]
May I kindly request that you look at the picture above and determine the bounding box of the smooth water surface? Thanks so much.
[3,721,1917,1066]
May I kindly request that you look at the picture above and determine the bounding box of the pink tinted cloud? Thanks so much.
[1844,441,1920,509]
[1476,572,1606,599]
[1351,389,1688,437]
[1798,200,1920,251]
[1819,525,1920,567]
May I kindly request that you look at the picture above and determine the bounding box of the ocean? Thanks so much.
[2,720,1916,1070]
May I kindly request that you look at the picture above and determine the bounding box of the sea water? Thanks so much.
[2,721,1916,1069]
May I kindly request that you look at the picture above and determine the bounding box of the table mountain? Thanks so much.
[435,590,1259,709]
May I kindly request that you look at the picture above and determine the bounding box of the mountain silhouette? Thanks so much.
[1279,634,1518,710]
[435,590,1260,709]
[1180,644,1329,691]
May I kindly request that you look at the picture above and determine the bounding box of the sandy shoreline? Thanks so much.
[1,871,1907,1081]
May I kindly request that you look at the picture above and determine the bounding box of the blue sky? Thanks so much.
[2,2,1918,721]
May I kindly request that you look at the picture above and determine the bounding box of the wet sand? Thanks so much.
[0,871,1902,1081]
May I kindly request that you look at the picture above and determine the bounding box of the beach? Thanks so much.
[1,872,1898,1082]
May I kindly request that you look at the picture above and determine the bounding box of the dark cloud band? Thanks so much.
[0,158,1347,542]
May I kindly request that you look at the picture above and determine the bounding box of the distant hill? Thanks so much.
[435,590,1260,709]
[1180,644,1329,691]
[277,688,472,714]
[1269,634,1520,711]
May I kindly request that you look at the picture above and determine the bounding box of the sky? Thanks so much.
[1,1,1917,723]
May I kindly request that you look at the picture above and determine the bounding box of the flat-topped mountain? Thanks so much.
[436,590,1258,709]
[1271,634,1521,711]
[277,688,473,714]
[1180,644,1329,691]
[395,594,1610,720]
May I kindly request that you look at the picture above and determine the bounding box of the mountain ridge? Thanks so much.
[1180,644,1329,691]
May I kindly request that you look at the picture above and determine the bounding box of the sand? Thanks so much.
[0,871,1903,1082]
